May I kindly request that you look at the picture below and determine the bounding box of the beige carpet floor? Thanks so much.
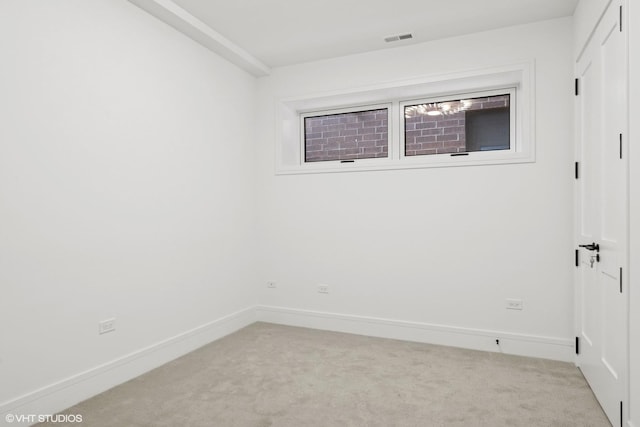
[38,322,610,427]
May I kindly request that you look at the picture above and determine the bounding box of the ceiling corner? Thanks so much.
[128,0,271,77]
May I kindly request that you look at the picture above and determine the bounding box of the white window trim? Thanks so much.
[275,61,535,175]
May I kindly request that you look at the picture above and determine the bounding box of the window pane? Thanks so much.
[304,109,388,162]
[404,95,510,156]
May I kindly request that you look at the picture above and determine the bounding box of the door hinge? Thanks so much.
[620,6,623,32]
[575,249,580,267]
[575,78,579,96]
[575,336,580,355]
[620,267,623,293]
[619,133,623,159]
[575,162,579,179]
[620,400,623,427]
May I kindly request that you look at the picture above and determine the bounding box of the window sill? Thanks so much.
[275,152,535,175]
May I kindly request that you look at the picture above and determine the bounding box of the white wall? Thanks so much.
[0,2,583,421]
[0,0,257,414]
[255,18,575,359]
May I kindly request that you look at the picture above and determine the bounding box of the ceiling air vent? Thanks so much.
[384,33,413,43]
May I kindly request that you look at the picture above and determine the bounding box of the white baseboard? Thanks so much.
[255,305,574,362]
[0,307,255,427]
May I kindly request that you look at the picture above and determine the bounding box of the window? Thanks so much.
[302,107,390,162]
[277,62,534,174]
[402,91,513,158]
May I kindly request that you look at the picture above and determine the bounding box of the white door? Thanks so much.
[575,2,628,426]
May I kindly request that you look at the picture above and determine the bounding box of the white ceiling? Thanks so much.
[171,0,579,68]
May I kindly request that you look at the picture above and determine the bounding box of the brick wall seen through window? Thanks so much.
[304,108,388,162]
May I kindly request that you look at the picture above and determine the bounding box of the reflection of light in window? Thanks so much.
[404,99,473,118]
[405,99,474,118]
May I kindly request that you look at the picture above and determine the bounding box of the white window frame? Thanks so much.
[275,62,534,175]
[300,103,393,168]
[399,87,517,167]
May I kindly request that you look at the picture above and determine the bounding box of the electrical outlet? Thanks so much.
[317,284,329,294]
[99,318,116,334]
[506,299,523,310]
[267,281,277,288]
